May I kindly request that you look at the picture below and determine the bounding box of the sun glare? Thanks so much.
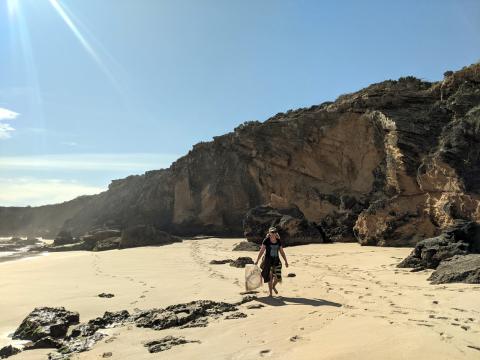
[7,0,20,18]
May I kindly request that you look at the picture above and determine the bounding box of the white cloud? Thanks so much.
[0,178,104,207]
[0,153,179,172]
[0,107,19,121]
[0,107,19,139]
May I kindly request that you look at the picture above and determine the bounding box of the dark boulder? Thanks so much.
[243,205,325,246]
[119,225,181,249]
[13,307,79,342]
[232,241,260,251]
[428,254,480,284]
[0,345,21,358]
[53,231,76,246]
[230,257,254,268]
[93,237,120,251]
[398,220,480,270]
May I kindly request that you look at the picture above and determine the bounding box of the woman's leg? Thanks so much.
[272,276,279,294]
[268,270,273,297]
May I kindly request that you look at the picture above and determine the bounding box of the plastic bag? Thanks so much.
[245,264,262,291]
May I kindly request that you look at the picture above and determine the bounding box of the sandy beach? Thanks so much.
[1,239,479,359]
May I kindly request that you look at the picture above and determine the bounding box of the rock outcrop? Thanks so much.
[42,226,180,252]
[13,307,80,342]
[398,220,480,284]
[428,254,480,284]
[5,300,243,359]
[118,225,181,249]
[398,220,480,269]
[1,64,479,246]
[0,345,21,359]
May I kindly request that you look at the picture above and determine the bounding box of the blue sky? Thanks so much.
[0,0,479,206]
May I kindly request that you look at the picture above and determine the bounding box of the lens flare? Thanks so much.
[47,0,127,93]
[7,0,20,18]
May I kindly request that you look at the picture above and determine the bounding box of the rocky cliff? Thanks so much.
[1,64,479,245]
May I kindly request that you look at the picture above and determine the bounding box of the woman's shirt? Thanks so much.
[262,237,282,259]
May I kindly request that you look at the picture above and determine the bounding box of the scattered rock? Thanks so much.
[230,257,254,268]
[287,273,296,277]
[102,352,113,358]
[0,345,21,358]
[428,254,480,284]
[13,307,80,342]
[243,206,325,246]
[225,312,247,320]
[98,293,115,298]
[134,300,237,330]
[145,336,200,353]
[209,259,233,265]
[246,304,264,309]
[290,335,301,342]
[232,242,260,251]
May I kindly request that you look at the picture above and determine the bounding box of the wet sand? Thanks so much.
[1,239,479,359]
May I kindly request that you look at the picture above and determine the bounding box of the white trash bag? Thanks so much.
[245,264,262,291]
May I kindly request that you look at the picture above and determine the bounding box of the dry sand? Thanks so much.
[0,239,479,359]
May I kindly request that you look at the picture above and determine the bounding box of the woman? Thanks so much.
[255,227,289,297]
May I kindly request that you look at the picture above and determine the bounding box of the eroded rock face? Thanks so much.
[428,254,480,284]
[2,64,479,246]
[243,206,325,245]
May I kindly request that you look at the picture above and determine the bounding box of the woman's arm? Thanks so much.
[279,247,289,267]
[255,245,266,265]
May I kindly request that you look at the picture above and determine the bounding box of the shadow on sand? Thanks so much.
[255,296,342,307]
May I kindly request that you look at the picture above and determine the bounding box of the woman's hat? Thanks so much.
[268,227,277,233]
